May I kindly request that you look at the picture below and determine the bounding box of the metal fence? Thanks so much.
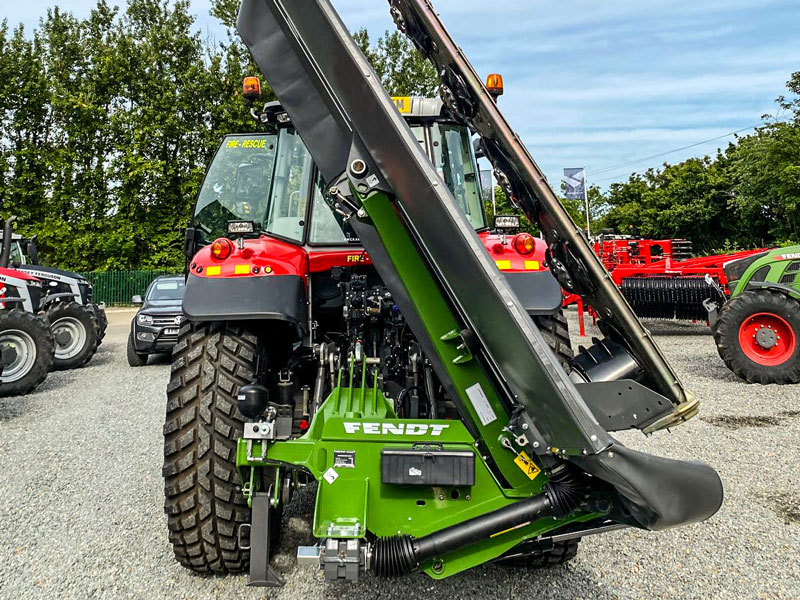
[78,270,181,306]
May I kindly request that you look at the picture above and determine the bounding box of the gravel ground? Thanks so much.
[1,307,798,599]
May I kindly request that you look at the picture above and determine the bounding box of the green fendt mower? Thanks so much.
[707,245,800,384]
[162,0,723,588]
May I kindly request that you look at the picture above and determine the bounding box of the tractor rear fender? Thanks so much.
[182,272,307,332]
[745,281,800,301]
[504,271,562,315]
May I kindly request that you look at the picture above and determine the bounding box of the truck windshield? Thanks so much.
[147,279,186,302]
[430,123,487,230]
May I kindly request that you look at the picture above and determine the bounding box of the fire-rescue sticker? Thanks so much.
[514,451,541,480]
[466,383,497,426]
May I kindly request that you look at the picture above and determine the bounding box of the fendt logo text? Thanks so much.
[343,422,449,436]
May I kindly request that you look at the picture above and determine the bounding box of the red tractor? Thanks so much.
[165,85,572,573]
[0,217,54,397]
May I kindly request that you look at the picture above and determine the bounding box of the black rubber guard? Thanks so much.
[182,272,306,329]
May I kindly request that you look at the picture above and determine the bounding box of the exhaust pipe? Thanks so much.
[0,216,17,268]
[370,467,586,576]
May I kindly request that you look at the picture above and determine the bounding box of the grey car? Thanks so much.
[128,275,185,366]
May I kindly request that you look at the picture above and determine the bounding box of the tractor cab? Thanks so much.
[184,92,556,332]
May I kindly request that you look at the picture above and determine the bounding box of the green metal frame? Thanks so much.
[236,189,605,578]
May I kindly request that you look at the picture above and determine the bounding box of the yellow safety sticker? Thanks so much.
[524,260,540,270]
[514,451,541,480]
[234,264,250,275]
[392,96,411,113]
[205,265,221,276]
[495,260,511,270]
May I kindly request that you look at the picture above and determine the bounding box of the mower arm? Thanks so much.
[236,0,721,532]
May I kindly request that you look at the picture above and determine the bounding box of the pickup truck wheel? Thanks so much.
[126,334,148,367]
[163,321,279,574]
[0,309,54,397]
[46,301,98,370]
[713,289,800,384]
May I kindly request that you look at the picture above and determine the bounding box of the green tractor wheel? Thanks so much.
[498,538,580,568]
[713,289,800,384]
[163,322,281,574]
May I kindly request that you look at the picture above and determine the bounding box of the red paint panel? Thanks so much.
[191,236,308,278]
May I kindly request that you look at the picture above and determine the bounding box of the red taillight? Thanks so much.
[513,233,535,255]
[210,238,233,260]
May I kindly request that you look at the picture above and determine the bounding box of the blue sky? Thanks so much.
[6,0,800,188]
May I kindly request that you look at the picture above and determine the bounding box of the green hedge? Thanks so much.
[78,270,181,306]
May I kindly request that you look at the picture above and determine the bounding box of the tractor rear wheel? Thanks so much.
[45,301,99,370]
[713,289,800,384]
[163,321,279,574]
[533,310,574,370]
[0,309,54,397]
[498,538,580,568]
[90,303,108,347]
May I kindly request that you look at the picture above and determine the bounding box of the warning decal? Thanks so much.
[513,451,541,480]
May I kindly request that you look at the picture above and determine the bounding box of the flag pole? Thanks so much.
[583,166,590,238]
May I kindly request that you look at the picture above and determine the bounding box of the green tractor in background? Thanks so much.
[708,245,800,384]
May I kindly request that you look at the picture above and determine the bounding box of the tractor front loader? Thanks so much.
[162,0,723,587]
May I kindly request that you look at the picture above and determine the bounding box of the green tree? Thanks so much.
[354,29,438,96]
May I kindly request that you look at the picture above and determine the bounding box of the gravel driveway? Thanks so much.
[1,308,798,599]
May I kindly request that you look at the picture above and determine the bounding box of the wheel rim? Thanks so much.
[52,316,87,360]
[0,329,37,383]
[737,312,796,366]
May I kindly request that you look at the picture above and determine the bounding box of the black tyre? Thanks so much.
[163,321,278,574]
[90,303,108,347]
[45,301,99,370]
[0,309,55,397]
[499,538,580,568]
[533,310,574,371]
[713,289,800,384]
[127,334,148,367]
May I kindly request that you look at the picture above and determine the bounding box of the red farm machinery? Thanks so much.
[564,232,768,333]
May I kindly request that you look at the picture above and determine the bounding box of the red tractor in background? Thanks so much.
[0,217,54,397]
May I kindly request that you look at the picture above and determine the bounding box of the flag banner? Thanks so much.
[563,167,586,200]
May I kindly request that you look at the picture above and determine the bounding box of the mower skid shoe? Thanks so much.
[247,493,284,587]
